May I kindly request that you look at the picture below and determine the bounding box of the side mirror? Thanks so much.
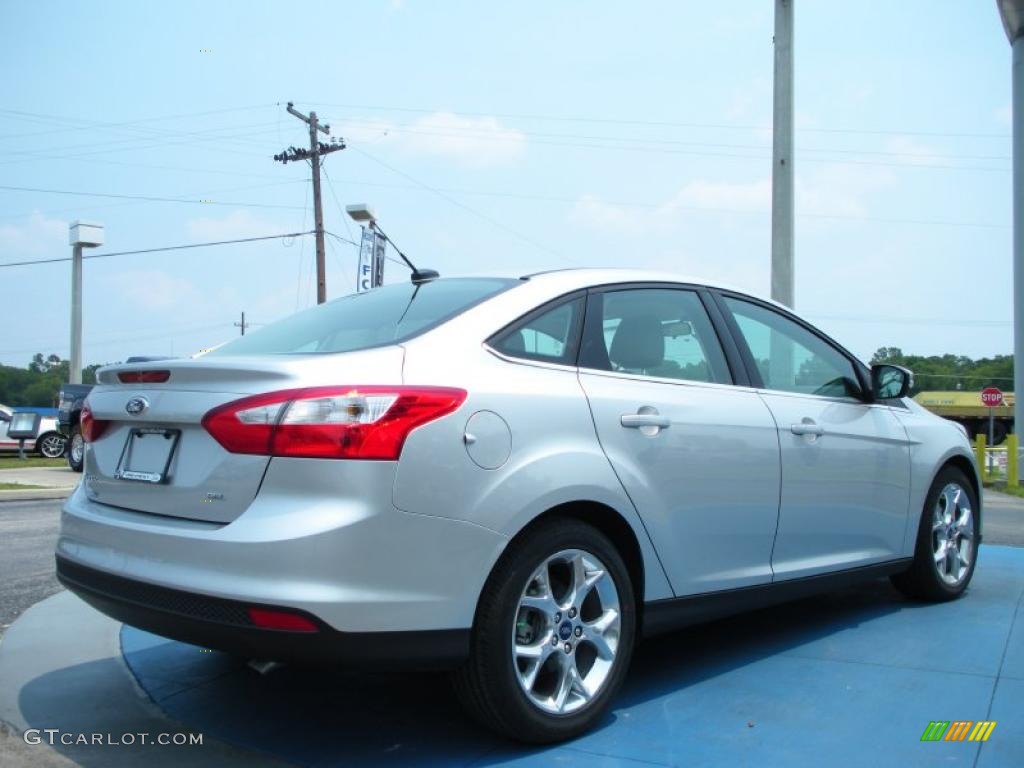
[871,364,913,400]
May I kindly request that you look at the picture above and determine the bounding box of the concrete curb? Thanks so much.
[0,489,73,502]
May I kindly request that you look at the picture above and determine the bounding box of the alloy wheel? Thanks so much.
[512,548,621,715]
[932,483,974,586]
[39,434,66,458]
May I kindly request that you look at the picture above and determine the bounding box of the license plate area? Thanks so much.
[114,427,181,484]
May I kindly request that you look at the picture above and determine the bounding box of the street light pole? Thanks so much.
[997,0,1024,481]
[67,221,103,385]
[771,0,795,309]
[70,243,83,384]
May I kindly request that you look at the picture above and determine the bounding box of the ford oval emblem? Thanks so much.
[125,396,149,416]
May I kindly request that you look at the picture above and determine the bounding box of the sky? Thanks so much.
[0,0,1015,369]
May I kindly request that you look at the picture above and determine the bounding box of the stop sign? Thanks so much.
[981,387,1004,408]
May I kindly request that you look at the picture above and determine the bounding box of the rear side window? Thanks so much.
[490,297,584,365]
[580,288,731,384]
[209,278,514,356]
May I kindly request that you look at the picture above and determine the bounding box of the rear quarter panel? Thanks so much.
[395,341,675,603]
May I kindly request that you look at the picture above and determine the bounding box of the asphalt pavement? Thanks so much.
[0,500,63,637]
[983,489,1024,547]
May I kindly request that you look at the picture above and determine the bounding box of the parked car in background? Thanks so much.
[58,384,93,472]
[56,269,981,743]
[0,404,66,458]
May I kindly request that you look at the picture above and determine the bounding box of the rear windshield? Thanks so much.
[208,278,515,356]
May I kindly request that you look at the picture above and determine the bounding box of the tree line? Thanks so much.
[0,354,104,407]
[870,348,1013,395]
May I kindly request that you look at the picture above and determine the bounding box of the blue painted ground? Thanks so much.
[122,545,1024,768]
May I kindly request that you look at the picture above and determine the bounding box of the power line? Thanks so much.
[324,231,360,247]
[316,176,1009,231]
[0,231,316,269]
[332,115,1012,166]
[0,322,235,358]
[352,147,575,262]
[0,184,307,211]
[307,101,1011,140]
[0,104,277,141]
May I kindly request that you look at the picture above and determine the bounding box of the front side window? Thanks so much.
[581,288,731,384]
[490,297,584,365]
[723,296,863,399]
[209,278,514,356]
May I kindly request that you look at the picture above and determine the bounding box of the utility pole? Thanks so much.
[234,311,247,336]
[997,0,1024,482]
[274,102,345,304]
[771,0,795,309]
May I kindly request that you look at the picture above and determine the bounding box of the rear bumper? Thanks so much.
[57,556,469,666]
[58,458,509,640]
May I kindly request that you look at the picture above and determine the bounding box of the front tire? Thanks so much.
[891,466,978,601]
[453,517,636,743]
[67,426,84,472]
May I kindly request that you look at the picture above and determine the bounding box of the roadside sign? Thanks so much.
[981,387,1004,408]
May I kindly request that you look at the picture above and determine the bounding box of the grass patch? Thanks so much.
[0,456,66,470]
[984,482,1024,499]
[0,482,46,490]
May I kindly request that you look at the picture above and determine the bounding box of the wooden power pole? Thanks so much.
[274,102,345,304]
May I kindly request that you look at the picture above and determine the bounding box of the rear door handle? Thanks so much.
[790,421,824,436]
[621,413,671,429]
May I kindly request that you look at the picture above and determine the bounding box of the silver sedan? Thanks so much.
[56,269,980,743]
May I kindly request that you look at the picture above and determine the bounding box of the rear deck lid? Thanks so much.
[82,348,403,524]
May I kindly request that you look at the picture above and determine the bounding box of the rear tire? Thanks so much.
[891,466,978,602]
[36,432,67,459]
[453,517,636,743]
[67,426,84,472]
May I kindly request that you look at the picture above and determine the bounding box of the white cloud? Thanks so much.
[570,162,894,235]
[668,179,771,212]
[185,210,281,241]
[104,269,202,311]
[399,112,526,167]
[995,104,1012,126]
[0,212,67,256]
[569,179,771,234]
[796,164,894,218]
[337,111,527,168]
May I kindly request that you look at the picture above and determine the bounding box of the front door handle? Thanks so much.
[791,420,824,437]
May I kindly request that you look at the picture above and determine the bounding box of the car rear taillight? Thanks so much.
[80,402,109,443]
[201,386,466,460]
[118,370,170,383]
[247,607,319,633]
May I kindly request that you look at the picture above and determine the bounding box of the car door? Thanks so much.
[577,285,781,596]
[716,293,912,580]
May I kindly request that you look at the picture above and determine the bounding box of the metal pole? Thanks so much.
[70,243,82,384]
[1013,32,1024,480]
[771,0,795,308]
[309,113,327,304]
